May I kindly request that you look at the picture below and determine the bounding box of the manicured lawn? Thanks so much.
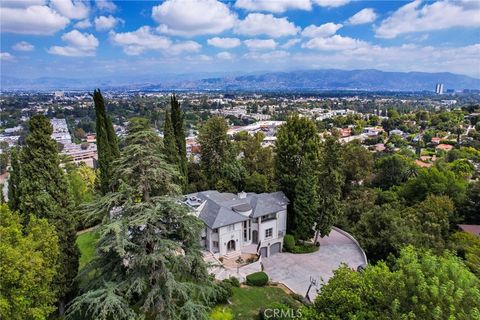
[76,230,100,270]
[221,285,300,320]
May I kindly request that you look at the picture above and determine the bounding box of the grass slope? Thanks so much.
[76,230,100,270]
[224,286,299,320]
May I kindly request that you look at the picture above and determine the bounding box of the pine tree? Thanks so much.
[7,147,20,211]
[170,94,188,188]
[314,136,345,243]
[93,89,120,194]
[17,115,79,315]
[163,108,179,165]
[67,119,223,320]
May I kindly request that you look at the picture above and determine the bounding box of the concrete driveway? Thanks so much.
[262,228,367,301]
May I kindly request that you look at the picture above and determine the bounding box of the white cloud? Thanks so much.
[302,35,369,51]
[94,15,121,31]
[110,26,172,55]
[207,37,241,49]
[347,8,377,25]
[281,38,301,49]
[302,23,342,38]
[152,0,236,37]
[376,0,480,39]
[170,41,201,55]
[244,39,277,50]
[74,19,91,29]
[235,0,311,13]
[110,26,201,56]
[217,51,235,60]
[0,0,46,8]
[96,0,116,12]
[244,50,290,61]
[292,43,480,78]
[0,52,15,61]
[313,0,350,7]
[235,13,299,38]
[50,0,89,20]
[12,41,35,51]
[48,30,99,56]
[0,5,69,35]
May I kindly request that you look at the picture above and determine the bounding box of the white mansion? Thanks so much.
[184,191,288,258]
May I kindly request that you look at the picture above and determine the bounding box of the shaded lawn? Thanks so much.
[225,286,300,320]
[76,230,100,270]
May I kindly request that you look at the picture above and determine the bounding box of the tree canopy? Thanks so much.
[93,89,120,195]
[68,119,224,320]
[307,246,480,320]
[0,205,60,320]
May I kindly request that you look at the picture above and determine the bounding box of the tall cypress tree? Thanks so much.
[17,115,79,315]
[293,158,319,241]
[275,115,321,234]
[7,147,20,211]
[170,94,188,188]
[314,136,345,243]
[163,108,179,165]
[93,89,120,194]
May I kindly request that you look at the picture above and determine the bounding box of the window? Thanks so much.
[265,228,273,238]
[253,218,259,223]
[212,228,218,233]
[261,213,276,222]
[213,241,219,248]
[243,229,247,241]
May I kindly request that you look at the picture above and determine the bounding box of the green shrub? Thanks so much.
[246,272,269,286]
[290,293,308,305]
[283,235,319,254]
[283,234,295,252]
[289,243,319,254]
[223,276,240,288]
[210,306,234,320]
[216,280,234,303]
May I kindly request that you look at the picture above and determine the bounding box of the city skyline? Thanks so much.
[1,0,479,81]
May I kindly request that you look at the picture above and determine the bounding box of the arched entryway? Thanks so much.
[227,240,236,252]
[252,230,258,244]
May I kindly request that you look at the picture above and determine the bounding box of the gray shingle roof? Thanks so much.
[185,190,289,229]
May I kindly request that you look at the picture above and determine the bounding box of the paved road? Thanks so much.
[262,228,367,300]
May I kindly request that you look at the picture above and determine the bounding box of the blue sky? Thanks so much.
[1,0,479,81]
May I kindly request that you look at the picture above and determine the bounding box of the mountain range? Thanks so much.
[2,69,479,92]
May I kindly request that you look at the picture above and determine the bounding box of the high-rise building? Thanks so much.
[435,83,444,94]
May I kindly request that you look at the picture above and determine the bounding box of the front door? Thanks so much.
[252,230,258,244]
[227,240,236,252]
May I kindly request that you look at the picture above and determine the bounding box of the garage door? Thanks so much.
[270,242,281,256]
[260,247,268,258]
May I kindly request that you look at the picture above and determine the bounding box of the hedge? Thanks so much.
[246,272,269,286]
[283,234,295,252]
[283,235,319,254]
[288,242,319,254]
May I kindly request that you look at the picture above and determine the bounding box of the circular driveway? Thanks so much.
[262,228,367,301]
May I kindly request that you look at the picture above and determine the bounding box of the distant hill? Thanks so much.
[2,69,479,91]
[189,69,480,92]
